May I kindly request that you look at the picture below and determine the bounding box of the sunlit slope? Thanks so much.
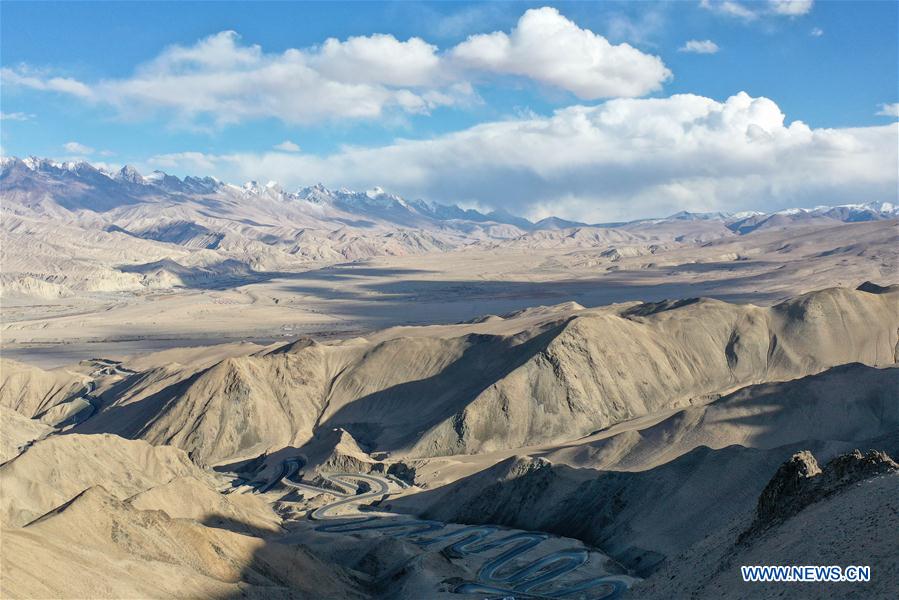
[27,285,893,464]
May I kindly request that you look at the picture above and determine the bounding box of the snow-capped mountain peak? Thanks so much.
[730,210,765,219]
[116,165,146,184]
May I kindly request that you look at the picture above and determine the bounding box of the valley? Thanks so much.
[2,158,896,367]
[1,157,897,599]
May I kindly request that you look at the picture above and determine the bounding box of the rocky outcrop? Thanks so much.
[856,280,892,294]
[631,450,899,599]
[741,449,899,541]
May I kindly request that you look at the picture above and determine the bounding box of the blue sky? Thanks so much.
[1,1,897,220]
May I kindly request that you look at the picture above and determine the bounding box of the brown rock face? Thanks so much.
[754,450,822,525]
[742,449,899,541]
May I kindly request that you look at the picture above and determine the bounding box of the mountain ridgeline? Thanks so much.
[4,284,896,466]
[3,156,896,233]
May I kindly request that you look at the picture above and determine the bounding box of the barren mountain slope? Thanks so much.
[632,455,899,599]
[0,405,54,463]
[76,342,352,465]
[315,285,898,457]
[0,433,214,526]
[0,431,362,600]
[1,486,362,600]
[0,288,895,598]
[53,285,899,466]
[0,359,87,418]
[539,363,899,472]
[388,365,899,576]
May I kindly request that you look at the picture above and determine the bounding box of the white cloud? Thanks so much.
[877,103,899,118]
[0,111,34,121]
[429,4,508,38]
[810,27,824,37]
[604,7,667,46]
[145,92,897,222]
[1,68,94,98]
[700,0,814,20]
[313,34,442,87]
[63,141,94,154]
[700,0,758,21]
[148,151,219,172]
[769,0,814,16]
[1,31,464,127]
[451,7,671,99]
[88,160,123,172]
[104,30,462,126]
[1,9,672,127]
[273,140,301,152]
[679,40,720,54]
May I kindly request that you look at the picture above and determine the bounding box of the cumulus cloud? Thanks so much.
[273,140,301,152]
[1,31,462,127]
[679,40,720,54]
[700,0,814,20]
[451,7,671,99]
[144,92,897,222]
[1,8,671,127]
[313,34,442,87]
[810,27,824,37]
[877,103,899,118]
[110,31,467,126]
[62,141,94,154]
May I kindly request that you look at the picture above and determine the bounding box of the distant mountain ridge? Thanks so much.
[3,155,896,232]
[1,156,532,232]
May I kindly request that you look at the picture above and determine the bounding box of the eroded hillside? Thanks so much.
[4,285,895,468]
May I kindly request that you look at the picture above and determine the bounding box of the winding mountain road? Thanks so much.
[282,471,390,520]
[272,461,633,599]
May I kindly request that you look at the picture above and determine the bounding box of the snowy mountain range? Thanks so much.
[1,155,896,299]
[1,157,534,232]
[3,156,896,233]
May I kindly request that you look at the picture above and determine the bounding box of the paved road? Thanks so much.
[260,457,305,493]
[282,471,390,520]
[272,461,633,599]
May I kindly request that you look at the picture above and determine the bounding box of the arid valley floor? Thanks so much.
[1,158,898,599]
